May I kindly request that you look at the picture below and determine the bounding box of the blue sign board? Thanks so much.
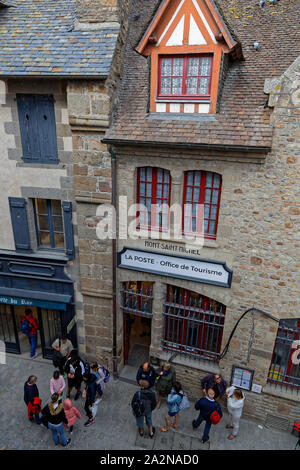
[0,295,67,311]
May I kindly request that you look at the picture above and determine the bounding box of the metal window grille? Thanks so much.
[267,318,300,392]
[162,285,226,361]
[121,282,153,318]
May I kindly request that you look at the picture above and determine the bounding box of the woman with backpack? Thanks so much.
[21,309,39,359]
[42,393,71,447]
[160,381,183,432]
[131,380,157,438]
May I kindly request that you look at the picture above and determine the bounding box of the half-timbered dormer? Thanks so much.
[136,0,242,114]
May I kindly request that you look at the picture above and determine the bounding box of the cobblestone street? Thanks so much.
[0,355,298,451]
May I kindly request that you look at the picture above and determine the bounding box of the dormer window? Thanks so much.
[158,54,213,100]
[136,0,243,115]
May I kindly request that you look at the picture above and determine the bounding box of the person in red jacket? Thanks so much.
[21,308,39,358]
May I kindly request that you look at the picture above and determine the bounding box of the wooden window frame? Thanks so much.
[34,199,65,252]
[182,170,222,240]
[136,167,172,232]
[157,54,213,101]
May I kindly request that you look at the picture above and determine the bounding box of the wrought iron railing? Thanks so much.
[121,283,153,317]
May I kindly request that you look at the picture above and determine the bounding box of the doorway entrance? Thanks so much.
[122,281,153,368]
[0,304,63,358]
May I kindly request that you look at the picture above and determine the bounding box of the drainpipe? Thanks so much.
[110,148,118,379]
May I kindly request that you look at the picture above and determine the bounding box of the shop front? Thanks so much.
[118,245,233,370]
[0,252,77,359]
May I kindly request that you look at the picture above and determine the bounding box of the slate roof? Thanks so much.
[0,0,119,77]
[105,0,300,150]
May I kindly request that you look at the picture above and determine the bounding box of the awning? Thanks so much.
[0,287,72,311]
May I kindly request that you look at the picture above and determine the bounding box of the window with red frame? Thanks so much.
[137,167,171,230]
[158,55,213,99]
[183,170,222,239]
[267,318,300,391]
[163,285,226,361]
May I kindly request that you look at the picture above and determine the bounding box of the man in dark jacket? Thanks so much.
[82,372,98,427]
[136,362,157,390]
[192,389,223,443]
[64,355,85,400]
[24,375,41,425]
[42,393,70,446]
[201,374,227,400]
[132,379,157,437]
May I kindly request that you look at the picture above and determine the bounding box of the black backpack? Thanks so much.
[132,391,145,418]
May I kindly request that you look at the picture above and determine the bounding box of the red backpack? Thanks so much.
[292,420,300,437]
[210,410,221,425]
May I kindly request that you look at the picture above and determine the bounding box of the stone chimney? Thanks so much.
[76,0,119,24]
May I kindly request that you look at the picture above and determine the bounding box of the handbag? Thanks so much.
[90,402,99,418]
[179,393,190,411]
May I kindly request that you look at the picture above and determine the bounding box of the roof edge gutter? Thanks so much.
[101,138,271,155]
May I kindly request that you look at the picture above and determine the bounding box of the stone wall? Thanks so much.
[67,79,113,363]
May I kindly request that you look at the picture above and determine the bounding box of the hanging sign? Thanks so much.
[118,247,232,288]
[67,317,76,334]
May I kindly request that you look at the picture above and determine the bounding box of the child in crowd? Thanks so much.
[64,398,82,434]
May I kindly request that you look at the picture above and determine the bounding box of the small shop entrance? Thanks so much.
[122,281,153,368]
[0,304,62,358]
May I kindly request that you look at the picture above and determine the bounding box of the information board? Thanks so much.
[231,365,254,391]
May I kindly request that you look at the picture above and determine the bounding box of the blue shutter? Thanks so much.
[17,94,41,162]
[62,201,75,259]
[37,95,58,163]
[9,197,31,252]
[17,94,58,164]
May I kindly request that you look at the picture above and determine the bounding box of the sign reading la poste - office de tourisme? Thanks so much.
[118,247,233,288]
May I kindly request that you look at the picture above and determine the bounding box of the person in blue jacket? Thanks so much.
[160,381,183,432]
[192,388,223,443]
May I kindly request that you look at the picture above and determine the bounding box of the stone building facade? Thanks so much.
[0,0,121,360]
[101,0,300,428]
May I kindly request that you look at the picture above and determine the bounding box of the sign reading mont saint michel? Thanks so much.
[118,247,232,288]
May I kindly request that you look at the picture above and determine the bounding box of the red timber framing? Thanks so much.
[136,0,242,114]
